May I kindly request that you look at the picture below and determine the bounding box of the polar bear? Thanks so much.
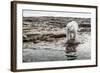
[66,21,78,42]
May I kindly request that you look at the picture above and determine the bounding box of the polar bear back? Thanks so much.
[66,21,78,31]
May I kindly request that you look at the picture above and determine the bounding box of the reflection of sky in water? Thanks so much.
[23,10,91,17]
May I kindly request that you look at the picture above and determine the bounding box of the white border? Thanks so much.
[16,3,96,69]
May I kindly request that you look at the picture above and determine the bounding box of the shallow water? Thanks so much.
[23,48,90,62]
[23,33,91,62]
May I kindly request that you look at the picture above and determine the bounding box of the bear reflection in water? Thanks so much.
[65,39,80,60]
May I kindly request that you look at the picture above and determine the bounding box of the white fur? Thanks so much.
[66,21,79,41]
